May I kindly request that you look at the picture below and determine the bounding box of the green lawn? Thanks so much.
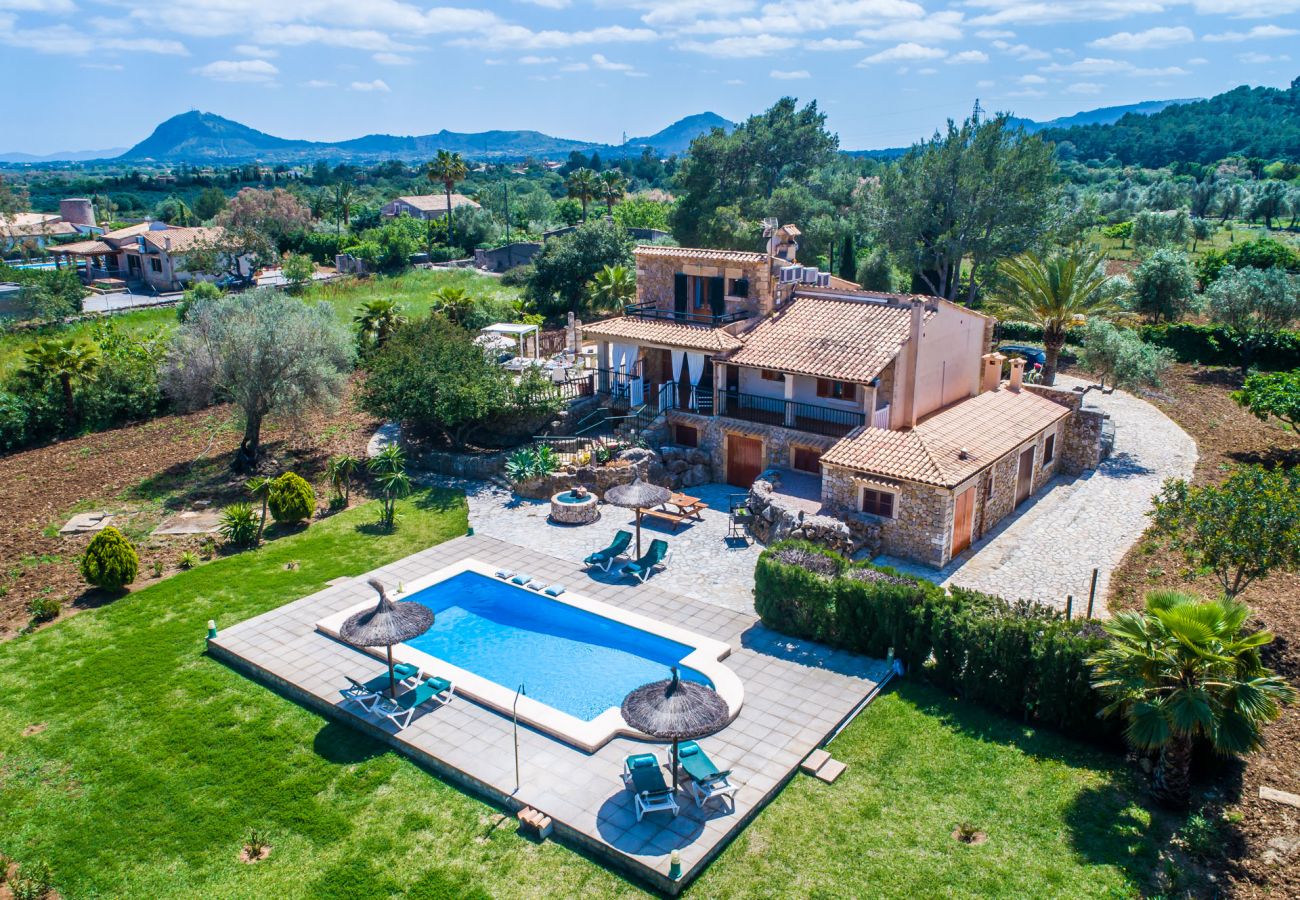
[0,305,177,377]
[0,488,1158,899]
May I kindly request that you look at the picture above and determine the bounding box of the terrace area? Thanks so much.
[209,533,890,893]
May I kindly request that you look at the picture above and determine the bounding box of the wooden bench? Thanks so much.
[641,507,691,531]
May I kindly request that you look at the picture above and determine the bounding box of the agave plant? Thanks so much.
[219,503,259,549]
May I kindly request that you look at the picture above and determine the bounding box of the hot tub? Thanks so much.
[550,489,598,524]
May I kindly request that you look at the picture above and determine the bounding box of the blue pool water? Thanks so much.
[403,571,711,721]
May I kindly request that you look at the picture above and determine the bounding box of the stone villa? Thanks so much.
[45,221,252,293]
[583,224,1104,567]
[381,194,481,221]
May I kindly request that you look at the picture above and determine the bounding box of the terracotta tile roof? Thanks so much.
[823,387,1070,487]
[726,296,927,383]
[101,222,154,240]
[583,315,744,353]
[49,239,114,255]
[392,194,480,212]
[634,245,770,264]
[0,214,78,238]
[139,226,227,254]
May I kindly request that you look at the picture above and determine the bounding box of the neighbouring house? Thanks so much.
[582,222,1104,568]
[45,221,252,293]
[0,198,100,254]
[381,194,481,221]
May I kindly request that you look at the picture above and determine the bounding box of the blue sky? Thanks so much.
[2,0,1297,154]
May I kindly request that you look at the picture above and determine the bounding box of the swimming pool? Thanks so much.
[317,559,743,750]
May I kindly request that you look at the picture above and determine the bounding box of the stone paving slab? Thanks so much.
[878,376,1197,615]
[59,511,114,534]
[152,509,223,535]
[209,534,889,894]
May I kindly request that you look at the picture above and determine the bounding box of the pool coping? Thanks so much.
[315,557,745,753]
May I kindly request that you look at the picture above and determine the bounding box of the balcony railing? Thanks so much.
[715,390,865,438]
[624,301,749,327]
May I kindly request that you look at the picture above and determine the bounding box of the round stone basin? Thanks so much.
[550,489,599,525]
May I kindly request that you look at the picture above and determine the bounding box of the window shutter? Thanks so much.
[674,273,688,318]
[709,275,726,316]
[816,378,830,398]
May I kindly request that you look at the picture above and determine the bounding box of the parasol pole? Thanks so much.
[635,508,643,558]
[669,667,681,791]
[386,644,398,698]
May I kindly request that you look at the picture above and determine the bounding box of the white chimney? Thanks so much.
[1009,357,1025,392]
[981,352,1005,394]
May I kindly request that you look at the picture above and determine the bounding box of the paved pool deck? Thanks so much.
[208,533,890,894]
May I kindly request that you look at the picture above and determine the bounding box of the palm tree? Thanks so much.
[566,168,598,222]
[991,244,1120,385]
[331,182,356,235]
[325,454,361,506]
[597,170,628,215]
[589,264,636,311]
[353,299,407,351]
[1088,590,1296,808]
[431,286,474,327]
[369,445,410,529]
[426,150,469,247]
[20,337,100,428]
[245,476,272,545]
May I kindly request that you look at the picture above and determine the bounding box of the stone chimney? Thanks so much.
[981,352,1005,393]
[1009,356,1025,392]
[903,299,925,428]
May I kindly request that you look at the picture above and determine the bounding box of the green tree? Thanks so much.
[837,233,856,282]
[873,112,1059,301]
[1232,370,1300,433]
[1132,209,1189,252]
[1251,179,1288,229]
[671,97,838,247]
[1129,249,1196,323]
[431,286,474,326]
[162,290,353,472]
[331,181,357,234]
[325,453,361,506]
[1078,319,1171,391]
[1150,465,1300,599]
[991,245,1120,385]
[1204,266,1300,373]
[566,168,598,222]
[368,444,410,529]
[1102,221,1132,249]
[1190,217,1212,253]
[526,219,633,316]
[1196,236,1300,285]
[426,150,469,247]
[80,526,138,591]
[353,298,407,352]
[588,264,636,311]
[192,186,228,222]
[611,195,671,231]
[597,170,628,215]
[855,247,897,292]
[19,337,100,428]
[1089,591,1296,808]
[245,476,272,545]
[280,252,315,293]
[268,471,315,523]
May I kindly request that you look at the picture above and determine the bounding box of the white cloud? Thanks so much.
[1238,51,1291,63]
[992,39,1048,60]
[805,37,865,50]
[1189,0,1300,16]
[0,14,189,55]
[917,66,938,74]
[725,77,744,84]
[1017,72,1046,83]
[857,41,947,64]
[967,0,1165,27]
[559,61,589,71]
[81,61,124,70]
[681,34,796,57]
[253,25,416,52]
[770,68,811,79]
[858,12,965,43]
[300,79,335,87]
[0,0,75,10]
[977,78,995,87]
[350,78,391,91]
[194,58,278,82]
[466,23,656,49]
[521,0,569,7]
[947,49,988,63]
[234,44,277,58]
[1008,87,1045,96]
[1203,24,1299,42]
[591,52,633,70]
[1187,56,1208,64]
[519,54,558,64]
[373,51,414,64]
[975,28,1014,38]
[1041,56,1187,76]
[1066,81,1103,93]
[1089,25,1193,51]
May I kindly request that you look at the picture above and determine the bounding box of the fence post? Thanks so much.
[1065,595,1073,620]
[1087,568,1098,619]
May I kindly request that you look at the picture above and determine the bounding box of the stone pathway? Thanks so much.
[878,376,1198,615]
[429,477,763,613]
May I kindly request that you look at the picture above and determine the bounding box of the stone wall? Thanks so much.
[1023,383,1104,475]
[665,410,836,483]
[513,448,660,500]
[821,464,953,567]
[409,446,511,479]
[634,251,772,320]
[746,478,860,555]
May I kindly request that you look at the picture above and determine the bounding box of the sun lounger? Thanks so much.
[623,753,680,821]
[624,539,671,584]
[375,676,455,729]
[677,740,738,809]
[584,530,632,572]
[340,674,390,711]
[392,661,423,689]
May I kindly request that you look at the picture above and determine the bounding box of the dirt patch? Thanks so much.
[951,827,989,846]
[21,723,46,737]
[1107,363,1300,898]
[0,380,381,639]
[238,845,271,865]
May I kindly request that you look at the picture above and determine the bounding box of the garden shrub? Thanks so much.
[27,595,60,623]
[753,542,1117,743]
[268,472,315,524]
[80,526,138,591]
[219,503,260,548]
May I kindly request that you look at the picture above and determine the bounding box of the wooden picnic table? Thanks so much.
[638,493,710,532]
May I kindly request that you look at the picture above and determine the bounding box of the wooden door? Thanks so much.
[726,435,763,488]
[1015,447,1035,506]
[951,486,975,556]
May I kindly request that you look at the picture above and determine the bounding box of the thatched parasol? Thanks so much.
[621,666,730,792]
[604,476,671,558]
[339,578,435,698]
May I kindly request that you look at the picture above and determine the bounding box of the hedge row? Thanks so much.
[996,320,1300,371]
[753,541,1118,743]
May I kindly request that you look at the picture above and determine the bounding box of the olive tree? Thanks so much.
[162,289,353,472]
[1078,319,1171,391]
[1129,249,1196,324]
[1205,266,1300,373]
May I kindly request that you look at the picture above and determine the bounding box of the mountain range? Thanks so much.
[0,98,1204,165]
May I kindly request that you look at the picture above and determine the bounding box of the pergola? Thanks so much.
[45,240,118,283]
[480,322,540,359]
